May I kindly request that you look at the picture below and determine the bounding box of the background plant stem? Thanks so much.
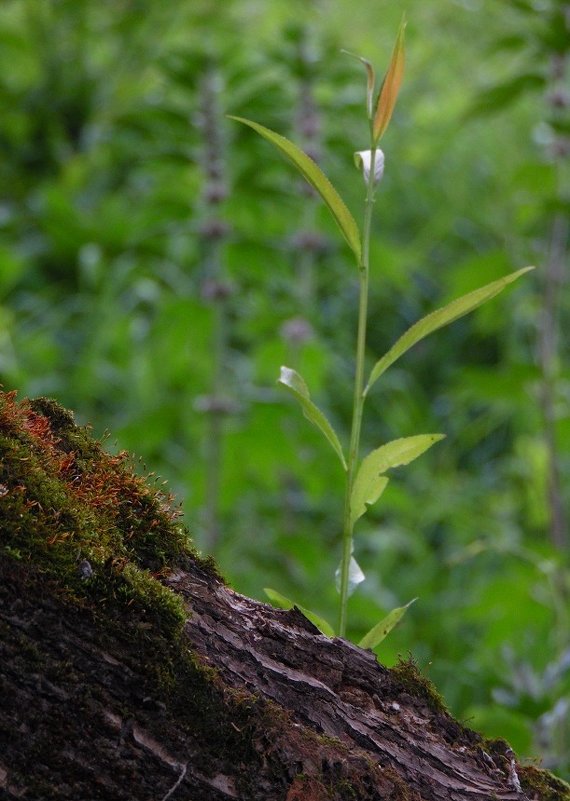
[538,212,568,551]
[537,47,569,553]
[196,64,232,554]
[338,145,378,637]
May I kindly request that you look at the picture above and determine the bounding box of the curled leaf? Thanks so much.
[373,15,406,143]
[335,555,365,598]
[354,149,385,185]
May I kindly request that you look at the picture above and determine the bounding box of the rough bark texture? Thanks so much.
[0,392,568,801]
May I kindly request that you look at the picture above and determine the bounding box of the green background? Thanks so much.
[1,0,568,777]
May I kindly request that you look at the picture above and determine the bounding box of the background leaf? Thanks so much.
[466,74,545,118]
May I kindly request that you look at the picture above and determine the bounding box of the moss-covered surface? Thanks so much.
[1,389,569,801]
[0,390,259,794]
[0,391,221,623]
[390,656,449,716]
[0,391,413,799]
[519,767,570,801]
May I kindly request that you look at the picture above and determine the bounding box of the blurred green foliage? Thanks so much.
[0,0,568,777]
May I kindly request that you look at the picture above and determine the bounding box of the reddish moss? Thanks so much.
[0,390,219,633]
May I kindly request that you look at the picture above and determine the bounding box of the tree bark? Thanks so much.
[0,392,568,801]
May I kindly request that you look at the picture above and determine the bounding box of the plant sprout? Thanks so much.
[230,17,533,645]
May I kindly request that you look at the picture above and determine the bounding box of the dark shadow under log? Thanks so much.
[0,392,568,801]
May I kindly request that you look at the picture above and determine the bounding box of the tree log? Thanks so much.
[0,392,568,801]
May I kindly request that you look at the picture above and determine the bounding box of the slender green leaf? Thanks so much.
[350,434,444,526]
[359,434,445,475]
[264,588,335,637]
[229,116,361,261]
[365,266,534,394]
[358,598,417,650]
[278,366,347,470]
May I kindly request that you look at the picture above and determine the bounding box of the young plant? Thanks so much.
[230,18,533,645]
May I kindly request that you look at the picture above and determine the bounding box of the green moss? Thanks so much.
[519,766,570,801]
[390,656,448,716]
[331,779,358,799]
[0,390,206,635]
[0,391,273,793]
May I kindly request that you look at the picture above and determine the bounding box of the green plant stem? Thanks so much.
[338,145,378,637]
[204,292,228,552]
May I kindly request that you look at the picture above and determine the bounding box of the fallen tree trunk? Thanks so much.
[0,391,568,801]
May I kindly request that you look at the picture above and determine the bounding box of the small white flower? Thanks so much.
[354,149,385,185]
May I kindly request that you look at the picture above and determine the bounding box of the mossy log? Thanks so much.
[1,391,568,801]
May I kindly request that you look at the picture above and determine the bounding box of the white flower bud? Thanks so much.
[354,149,385,185]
